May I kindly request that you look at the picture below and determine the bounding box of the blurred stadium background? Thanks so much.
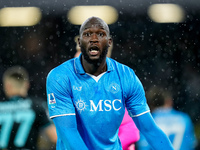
[0,0,200,149]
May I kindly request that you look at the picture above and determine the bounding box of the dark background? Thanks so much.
[0,0,200,148]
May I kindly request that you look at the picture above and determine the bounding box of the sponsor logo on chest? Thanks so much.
[75,99,122,113]
[74,82,122,112]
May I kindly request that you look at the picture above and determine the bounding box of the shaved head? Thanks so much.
[79,16,110,36]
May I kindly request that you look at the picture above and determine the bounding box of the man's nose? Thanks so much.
[90,33,98,43]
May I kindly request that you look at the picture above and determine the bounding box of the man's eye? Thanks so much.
[98,32,104,37]
[85,33,91,36]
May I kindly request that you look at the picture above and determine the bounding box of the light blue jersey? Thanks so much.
[46,54,150,150]
[137,108,197,150]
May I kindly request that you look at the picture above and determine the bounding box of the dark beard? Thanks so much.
[81,47,108,66]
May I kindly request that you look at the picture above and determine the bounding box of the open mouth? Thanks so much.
[89,46,99,56]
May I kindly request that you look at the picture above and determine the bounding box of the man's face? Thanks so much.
[79,19,112,64]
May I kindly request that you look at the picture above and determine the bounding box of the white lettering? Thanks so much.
[90,100,103,111]
[113,99,122,111]
[89,99,122,111]
[104,100,112,111]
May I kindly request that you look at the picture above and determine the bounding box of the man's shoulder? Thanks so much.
[47,58,75,78]
[0,97,36,112]
[172,109,192,120]
[54,58,75,71]
[153,108,192,122]
[28,96,45,104]
[109,58,135,76]
[109,58,132,70]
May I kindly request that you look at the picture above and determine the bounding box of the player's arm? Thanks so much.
[132,112,174,150]
[44,124,57,144]
[46,69,88,149]
[123,69,173,149]
[53,115,88,150]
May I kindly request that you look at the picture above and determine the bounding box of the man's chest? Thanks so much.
[70,73,124,114]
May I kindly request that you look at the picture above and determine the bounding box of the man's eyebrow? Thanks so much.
[83,27,106,31]
[100,27,106,30]
[83,27,89,30]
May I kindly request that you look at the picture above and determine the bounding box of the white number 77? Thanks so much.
[0,110,35,148]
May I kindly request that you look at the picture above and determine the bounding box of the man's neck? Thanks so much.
[81,56,107,76]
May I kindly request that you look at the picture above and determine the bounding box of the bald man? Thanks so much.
[46,16,174,150]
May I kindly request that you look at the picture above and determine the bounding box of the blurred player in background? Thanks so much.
[74,35,140,150]
[0,66,57,150]
[136,86,197,150]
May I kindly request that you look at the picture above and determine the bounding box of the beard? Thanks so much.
[81,46,108,66]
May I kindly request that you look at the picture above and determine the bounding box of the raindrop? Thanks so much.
[49,35,53,40]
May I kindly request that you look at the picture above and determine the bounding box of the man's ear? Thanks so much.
[108,37,112,47]
[4,81,11,91]
[25,81,30,90]
[78,37,81,47]
[3,80,14,98]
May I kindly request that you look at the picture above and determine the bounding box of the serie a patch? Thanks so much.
[48,93,57,108]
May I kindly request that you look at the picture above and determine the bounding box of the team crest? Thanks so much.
[109,83,120,94]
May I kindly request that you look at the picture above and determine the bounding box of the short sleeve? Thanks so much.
[46,69,75,119]
[124,69,150,117]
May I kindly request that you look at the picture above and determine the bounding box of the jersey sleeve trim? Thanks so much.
[130,110,150,117]
[50,113,76,119]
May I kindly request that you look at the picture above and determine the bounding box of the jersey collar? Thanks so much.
[10,96,26,101]
[74,53,114,74]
